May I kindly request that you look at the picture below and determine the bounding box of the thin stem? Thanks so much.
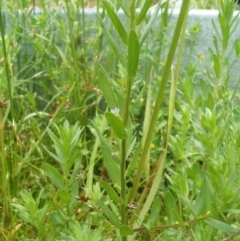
[120,0,136,235]
[121,73,132,231]
[132,212,212,232]
[0,107,10,227]
[120,138,127,225]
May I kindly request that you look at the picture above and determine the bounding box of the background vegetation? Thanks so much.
[1,0,240,240]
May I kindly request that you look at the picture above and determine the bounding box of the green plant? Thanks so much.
[11,189,49,241]
[92,0,191,240]
[2,0,240,240]
[43,120,84,223]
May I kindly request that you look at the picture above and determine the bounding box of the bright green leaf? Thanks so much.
[105,112,127,139]
[212,53,220,79]
[98,64,125,113]
[234,38,240,57]
[119,225,134,237]
[43,163,64,190]
[98,70,118,109]
[127,30,139,77]
[205,219,236,233]
[96,199,120,228]
[91,121,120,186]
[103,0,128,45]
[165,192,183,224]
[135,0,154,25]
[180,196,197,219]
[193,176,212,217]
[102,144,121,185]
[42,144,64,165]
[101,181,120,203]
[146,196,160,229]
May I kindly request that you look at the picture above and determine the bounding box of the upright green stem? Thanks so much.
[0,107,10,227]
[121,73,132,230]
[120,0,136,234]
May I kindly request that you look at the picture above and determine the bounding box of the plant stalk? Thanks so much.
[120,0,136,235]
[121,73,133,230]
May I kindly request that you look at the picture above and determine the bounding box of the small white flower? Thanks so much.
[111,108,120,116]
[111,152,118,158]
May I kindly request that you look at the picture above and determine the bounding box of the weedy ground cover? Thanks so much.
[1,0,240,240]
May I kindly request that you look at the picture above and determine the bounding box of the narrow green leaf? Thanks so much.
[101,144,120,185]
[212,53,220,79]
[120,225,134,237]
[205,219,236,233]
[127,30,139,77]
[165,192,182,224]
[101,180,121,203]
[98,15,126,66]
[96,199,120,228]
[218,14,229,50]
[193,176,212,217]
[135,0,154,25]
[197,132,213,154]
[180,196,197,219]
[43,163,64,190]
[146,196,161,229]
[42,144,64,165]
[19,190,35,204]
[234,38,240,57]
[193,190,207,218]
[222,25,229,50]
[11,203,28,212]
[98,64,125,113]
[98,70,118,109]
[103,0,128,45]
[91,120,120,186]
[105,112,127,139]
[72,221,84,239]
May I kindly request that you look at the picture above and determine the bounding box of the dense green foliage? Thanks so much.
[1,0,240,240]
